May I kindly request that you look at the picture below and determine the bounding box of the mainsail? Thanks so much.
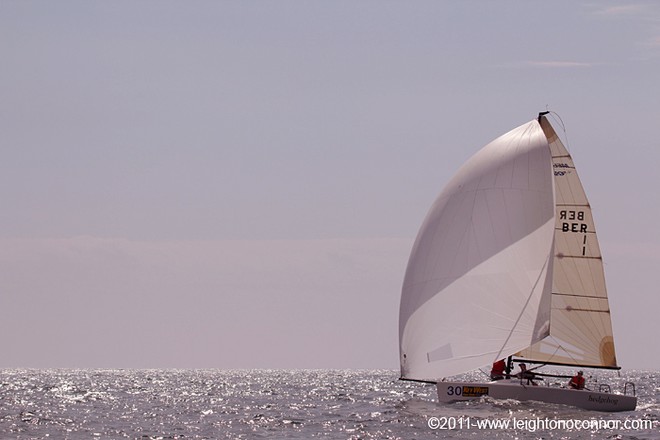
[399,114,619,382]
[515,117,619,369]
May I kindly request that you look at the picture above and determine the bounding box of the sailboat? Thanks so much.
[399,112,637,412]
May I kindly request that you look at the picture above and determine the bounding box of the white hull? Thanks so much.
[437,380,637,412]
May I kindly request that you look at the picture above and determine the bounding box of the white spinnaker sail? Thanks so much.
[399,120,556,381]
[515,117,618,368]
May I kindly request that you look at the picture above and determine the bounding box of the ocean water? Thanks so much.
[0,369,658,439]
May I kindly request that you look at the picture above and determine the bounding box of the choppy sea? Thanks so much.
[0,369,657,439]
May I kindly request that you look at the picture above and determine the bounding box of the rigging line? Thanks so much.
[518,342,561,369]
[494,248,551,361]
[531,372,573,379]
[522,344,563,372]
[548,111,570,152]
[548,336,584,367]
[537,342,564,366]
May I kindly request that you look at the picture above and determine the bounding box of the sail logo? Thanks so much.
[462,386,489,397]
[554,162,573,176]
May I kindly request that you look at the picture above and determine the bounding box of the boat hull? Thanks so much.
[437,380,637,412]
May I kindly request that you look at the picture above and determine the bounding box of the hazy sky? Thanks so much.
[1,1,659,370]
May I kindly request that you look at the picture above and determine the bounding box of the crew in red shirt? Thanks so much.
[490,359,506,380]
[568,371,585,390]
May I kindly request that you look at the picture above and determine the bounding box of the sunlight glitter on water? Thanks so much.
[0,369,658,439]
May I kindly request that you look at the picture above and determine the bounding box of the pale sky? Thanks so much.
[1,1,659,370]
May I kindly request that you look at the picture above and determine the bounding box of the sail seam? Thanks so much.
[553,229,596,234]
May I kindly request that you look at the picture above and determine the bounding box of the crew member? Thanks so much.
[568,371,586,390]
[517,363,537,386]
[490,359,506,380]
